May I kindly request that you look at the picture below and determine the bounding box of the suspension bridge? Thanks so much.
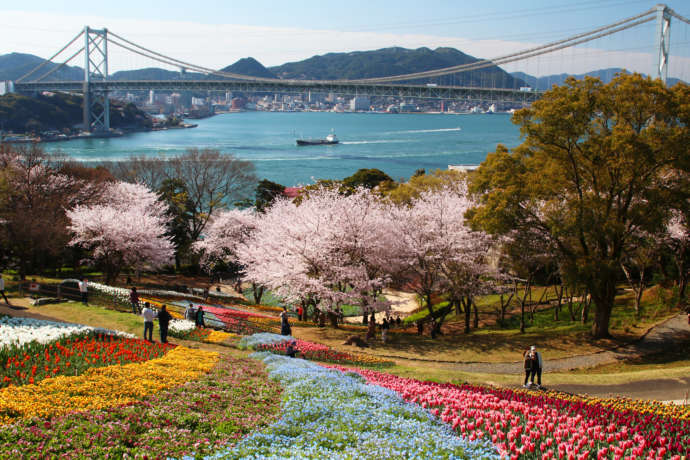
[4,4,690,132]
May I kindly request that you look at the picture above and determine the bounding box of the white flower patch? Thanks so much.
[0,316,134,349]
[168,319,196,334]
[87,281,130,304]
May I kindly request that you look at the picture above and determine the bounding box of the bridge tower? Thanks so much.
[83,26,110,132]
[655,4,672,84]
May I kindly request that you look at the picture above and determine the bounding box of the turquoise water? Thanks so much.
[44,111,521,186]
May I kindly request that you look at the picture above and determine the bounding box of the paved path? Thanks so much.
[387,313,690,374]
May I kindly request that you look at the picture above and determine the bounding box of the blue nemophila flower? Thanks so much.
[204,354,499,460]
[238,333,293,350]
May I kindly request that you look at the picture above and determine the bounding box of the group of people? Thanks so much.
[365,314,401,343]
[184,301,206,328]
[140,302,172,343]
[523,345,543,388]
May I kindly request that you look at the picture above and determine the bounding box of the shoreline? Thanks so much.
[1,123,198,145]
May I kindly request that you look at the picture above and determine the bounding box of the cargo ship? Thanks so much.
[296,133,339,146]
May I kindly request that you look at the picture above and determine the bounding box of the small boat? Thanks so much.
[296,133,339,146]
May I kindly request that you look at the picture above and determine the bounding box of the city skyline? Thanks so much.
[1,0,689,78]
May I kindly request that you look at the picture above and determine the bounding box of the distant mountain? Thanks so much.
[0,52,82,81]
[511,68,686,90]
[268,46,525,88]
[221,57,276,79]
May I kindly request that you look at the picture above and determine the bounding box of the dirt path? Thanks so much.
[386,314,690,374]
[343,290,419,324]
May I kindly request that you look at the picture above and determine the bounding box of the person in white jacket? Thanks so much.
[141,302,156,342]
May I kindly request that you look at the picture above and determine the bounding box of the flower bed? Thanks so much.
[0,354,281,459]
[210,353,499,459]
[1,332,173,388]
[334,367,690,459]
[0,316,133,349]
[168,320,236,344]
[0,346,218,425]
[239,333,393,367]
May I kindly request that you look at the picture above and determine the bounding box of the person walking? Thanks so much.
[141,302,155,342]
[130,287,140,314]
[529,345,543,388]
[366,313,376,341]
[158,304,172,343]
[280,307,291,336]
[184,301,194,321]
[522,348,534,387]
[0,274,9,305]
[381,317,390,344]
[195,306,205,328]
[79,278,88,305]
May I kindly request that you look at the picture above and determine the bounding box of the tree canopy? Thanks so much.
[468,73,689,338]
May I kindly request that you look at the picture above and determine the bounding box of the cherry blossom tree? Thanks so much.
[66,182,174,284]
[388,183,499,336]
[192,208,260,300]
[0,144,103,277]
[237,187,397,324]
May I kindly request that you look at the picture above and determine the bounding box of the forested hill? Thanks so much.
[221,57,277,79]
[0,53,82,81]
[267,46,525,88]
[0,92,152,133]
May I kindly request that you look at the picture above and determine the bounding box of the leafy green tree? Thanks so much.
[158,178,195,270]
[468,74,688,338]
[255,179,286,212]
[342,168,392,190]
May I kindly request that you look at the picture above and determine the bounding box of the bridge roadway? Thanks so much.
[13,80,542,103]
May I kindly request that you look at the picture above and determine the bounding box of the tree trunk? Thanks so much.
[328,311,338,328]
[251,283,265,305]
[553,284,563,321]
[472,298,479,329]
[499,292,514,327]
[590,278,617,338]
[580,292,591,324]
[463,296,471,334]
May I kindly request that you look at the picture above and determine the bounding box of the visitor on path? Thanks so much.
[141,302,155,342]
[381,317,390,343]
[286,340,298,358]
[280,307,291,336]
[366,313,376,341]
[523,348,534,387]
[195,306,205,328]
[529,345,543,388]
[158,304,172,343]
[79,278,88,305]
[203,287,209,302]
[0,274,9,305]
[184,301,194,321]
[129,287,139,314]
[297,305,304,321]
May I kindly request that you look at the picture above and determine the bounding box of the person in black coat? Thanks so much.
[196,306,205,328]
[280,307,291,336]
[158,304,172,343]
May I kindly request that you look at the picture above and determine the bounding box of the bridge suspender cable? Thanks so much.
[16,30,85,83]
[33,47,85,82]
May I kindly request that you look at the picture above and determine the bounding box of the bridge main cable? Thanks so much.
[16,30,85,83]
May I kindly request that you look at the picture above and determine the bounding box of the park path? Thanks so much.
[387,313,690,374]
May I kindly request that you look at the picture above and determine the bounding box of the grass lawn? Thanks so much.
[378,361,690,387]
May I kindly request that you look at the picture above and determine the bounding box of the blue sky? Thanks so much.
[1,0,689,77]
